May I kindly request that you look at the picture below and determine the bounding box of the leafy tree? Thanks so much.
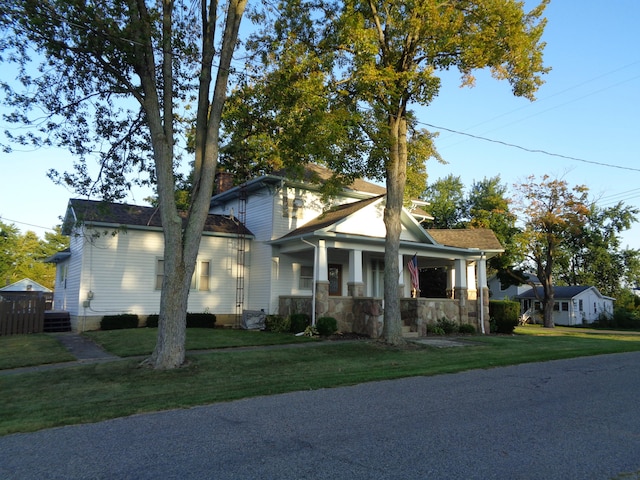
[422,175,466,229]
[1,0,247,369]
[466,176,522,278]
[558,202,640,298]
[0,223,68,289]
[240,0,549,343]
[513,175,590,328]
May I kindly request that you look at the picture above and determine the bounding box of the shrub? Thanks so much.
[436,317,458,335]
[316,316,338,336]
[289,313,310,333]
[146,314,159,328]
[490,300,520,334]
[427,325,445,336]
[458,323,476,335]
[186,313,217,328]
[144,312,216,328]
[101,314,139,330]
[265,315,290,333]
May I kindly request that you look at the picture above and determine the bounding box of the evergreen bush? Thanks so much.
[144,312,216,328]
[458,323,476,334]
[316,316,338,336]
[100,314,139,330]
[265,315,290,333]
[436,317,458,334]
[289,313,310,333]
[489,300,520,334]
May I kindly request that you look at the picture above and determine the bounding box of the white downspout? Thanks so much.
[301,238,317,326]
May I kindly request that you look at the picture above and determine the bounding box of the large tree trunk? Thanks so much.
[382,114,408,344]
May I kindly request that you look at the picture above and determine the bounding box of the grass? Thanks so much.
[84,327,318,357]
[1,324,640,436]
[0,334,75,369]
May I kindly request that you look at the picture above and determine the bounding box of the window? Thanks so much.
[553,302,560,311]
[190,260,211,291]
[300,266,313,290]
[155,259,164,290]
[579,299,583,311]
[156,259,210,291]
[371,259,384,298]
[561,302,569,312]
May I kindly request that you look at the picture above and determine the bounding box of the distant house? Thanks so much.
[47,164,504,334]
[488,273,540,301]
[0,278,52,293]
[517,286,614,326]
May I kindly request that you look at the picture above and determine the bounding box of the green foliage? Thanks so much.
[436,317,459,335]
[0,222,69,290]
[303,325,319,337]
[427,325,445,336]
[289,313,310,333]
[265,315,290,333]
[101,314,140,331]
[316,316,338,336]
[458,324,476,335]
[489,300,520,334]
[422,175,466,229]
[145,313,216,329]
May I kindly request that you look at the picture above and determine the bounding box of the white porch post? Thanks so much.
[454,259,468,302]
[467,263,477,300]
[316,239,329,318]
[477,254,488,334]
[398,253,405,297]
[348,249,364,297]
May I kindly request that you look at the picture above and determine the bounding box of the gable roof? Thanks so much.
[517,285,614,301]
[279,195,384,240]
[426,229,503,252]
[0,278,52,292]
[64,199,253,236]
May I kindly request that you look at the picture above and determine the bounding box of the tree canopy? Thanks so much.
[1,0,247,369]
[232,0,549,343]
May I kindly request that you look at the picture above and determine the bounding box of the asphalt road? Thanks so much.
[2,352,640,479]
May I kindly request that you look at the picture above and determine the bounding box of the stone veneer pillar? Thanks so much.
[315,281,330,318]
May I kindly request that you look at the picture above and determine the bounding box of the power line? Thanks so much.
[0,216,56,232]
[418,121,640,173]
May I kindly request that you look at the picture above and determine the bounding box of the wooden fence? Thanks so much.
[0,292,49,335]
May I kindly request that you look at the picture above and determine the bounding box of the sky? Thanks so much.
[1,1,639,250]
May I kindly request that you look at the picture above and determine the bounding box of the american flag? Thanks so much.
[407,254,419,291]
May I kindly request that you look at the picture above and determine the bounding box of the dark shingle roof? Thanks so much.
[66,199,252,236]
[517,286,592,299]
[426,229,503,251]
[272,163,387,196]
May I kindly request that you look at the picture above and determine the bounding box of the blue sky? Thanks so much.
[1,1,639,250]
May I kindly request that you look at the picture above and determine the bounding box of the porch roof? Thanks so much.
[426,229,503,252]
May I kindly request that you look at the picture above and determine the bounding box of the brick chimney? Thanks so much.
[215,171,234,194]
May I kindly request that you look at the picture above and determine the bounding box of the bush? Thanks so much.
[427,325,445,336]
[458,323,476,335]
[436,317,458,335]
[289,313,310,333]
[101,314,139,330]
[489,300,520,334]
[316,316,338,336]
[265,315,290,333]
[144,312,216,329]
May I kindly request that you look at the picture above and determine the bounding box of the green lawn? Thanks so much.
[1,325,640,436]
[0,334,75,369]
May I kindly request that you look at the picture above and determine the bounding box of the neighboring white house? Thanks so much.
[517,286,614,326]
[488,273,540,301]
[48,164,504,334]
[0,278,51,293]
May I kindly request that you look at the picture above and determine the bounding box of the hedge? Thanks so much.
[145,312,216,328]
[489,300,520,334]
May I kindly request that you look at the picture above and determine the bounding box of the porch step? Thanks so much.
[402,325,419,338]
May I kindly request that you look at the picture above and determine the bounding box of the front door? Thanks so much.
[328,264,342,296]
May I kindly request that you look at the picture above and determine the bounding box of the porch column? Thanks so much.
[453,259,468,303]
[316,239,329,317]
[398,253,405,297]
[348,249,364,297]
[477,254,489,334]
[466,263,477,300]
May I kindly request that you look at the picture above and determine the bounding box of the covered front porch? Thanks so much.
[274,237,493,338]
